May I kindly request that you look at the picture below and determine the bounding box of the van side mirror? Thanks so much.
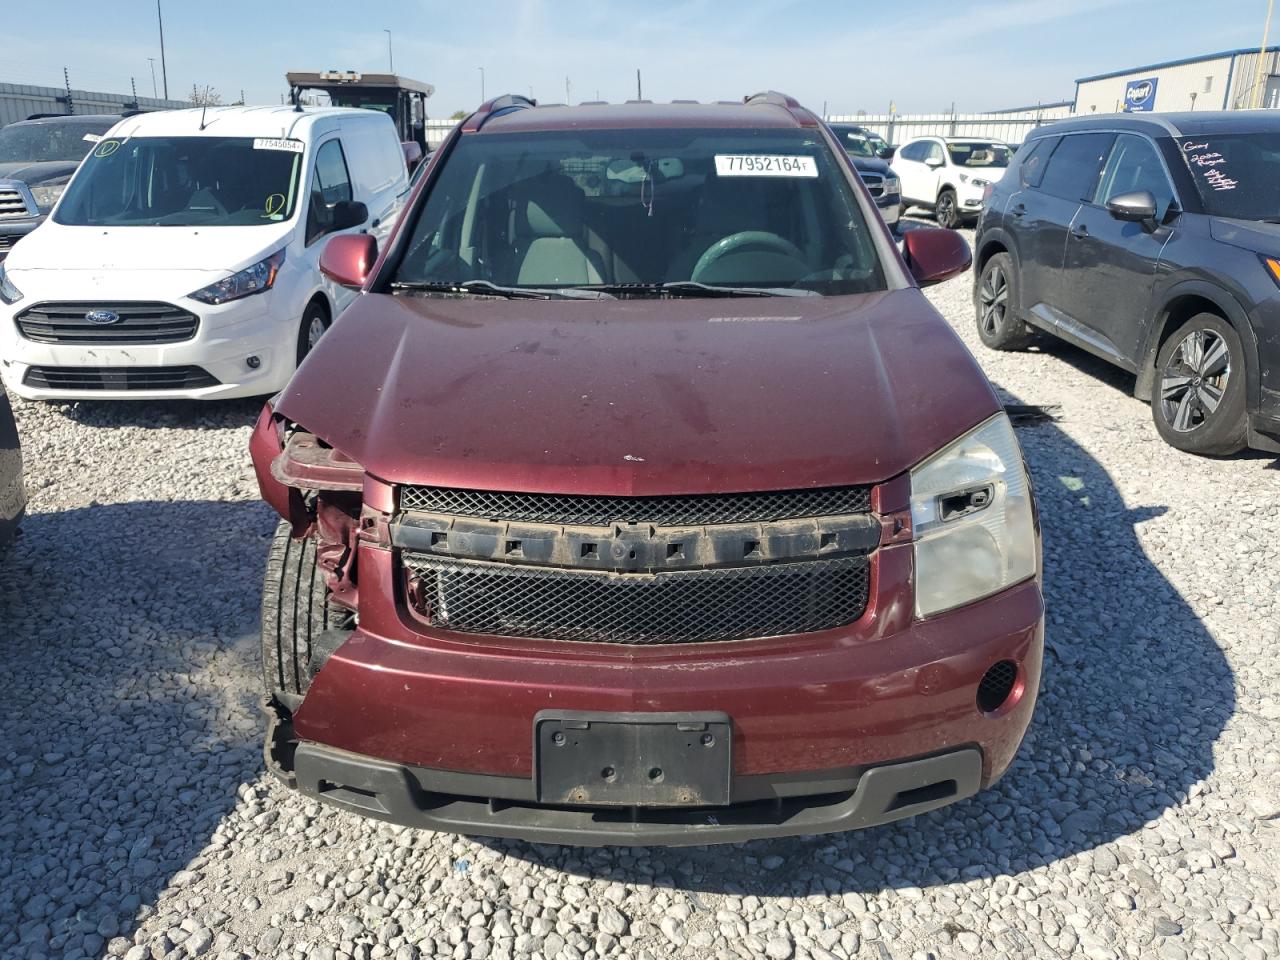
[1106,190,1157,223]
[402,141,424,172]
[902,228,972,287]
[320,233,378,288]
[329,200,368,232]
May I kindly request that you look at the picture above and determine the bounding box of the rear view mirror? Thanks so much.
[1106,190,1157,223]
[320,233,378,288]
[329,200,368,232]
[902,228,972,287]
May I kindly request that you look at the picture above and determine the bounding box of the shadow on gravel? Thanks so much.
[483,387,1236,896]
[43,397,265,430]
[0,499,275,959]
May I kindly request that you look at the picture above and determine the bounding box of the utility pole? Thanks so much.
[147,58,157,97]
[157,0,169,99]
[63,67,73,115]
[1253,0,1275,109]
[636,69,642,100]
[478,66,485,102]
[565,77,571,104]
[384,29,394,73]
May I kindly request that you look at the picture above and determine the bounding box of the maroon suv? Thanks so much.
[250,92,1043,845]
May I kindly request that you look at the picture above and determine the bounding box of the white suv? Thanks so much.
[894,137,1012,229]
[0,106,409,400]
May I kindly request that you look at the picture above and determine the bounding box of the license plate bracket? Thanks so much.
[535,711,732,807]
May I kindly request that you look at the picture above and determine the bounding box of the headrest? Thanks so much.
[516,174,586,238]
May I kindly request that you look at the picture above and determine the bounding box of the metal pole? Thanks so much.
[384,29,394,73]
[64,67,73,115]
[157,0,169,99]
[1253,0,1276,108]
[147,58,157,98]
[566,77,571,104]
[636,69,642,100]
[478,66,485,102]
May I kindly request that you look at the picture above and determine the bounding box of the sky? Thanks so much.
[7,0,1279,117]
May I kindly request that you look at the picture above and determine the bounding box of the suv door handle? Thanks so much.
[1070,223,1089,238]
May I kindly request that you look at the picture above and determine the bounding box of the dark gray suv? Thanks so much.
[974,112,1280,455]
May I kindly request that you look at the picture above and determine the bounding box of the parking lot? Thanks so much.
[2,223,1278,960]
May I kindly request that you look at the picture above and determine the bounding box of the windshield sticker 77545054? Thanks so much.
[714,155,818,178]
[1181,141,1239,192]
[253,138,305,153]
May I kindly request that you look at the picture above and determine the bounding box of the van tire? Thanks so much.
[1151,313,1247,455]
[975,253,1032,350]
[261,520,332,706]
[296,299,331,367]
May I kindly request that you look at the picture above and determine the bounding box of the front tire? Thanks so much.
[295,300,331,367]
[1152,313,1247,455]
[975,253,1032,350]
[261,520,334,707]
[936,189,960,229]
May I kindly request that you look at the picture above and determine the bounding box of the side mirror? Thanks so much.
[902,228,972,287]
[878,146,896,160]
[329,200,368,233]
[402,140,424,172]
[925,156,944,169]
[1106,190,1157,223]
[320,233,378,288]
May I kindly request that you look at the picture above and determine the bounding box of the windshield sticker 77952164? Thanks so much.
[715,155,818,178]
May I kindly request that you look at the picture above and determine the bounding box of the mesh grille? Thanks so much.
[403,554,870,645]
[399,485,873,526]
[978,660,1019,712]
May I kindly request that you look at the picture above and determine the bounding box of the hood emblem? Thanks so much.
[84,309,121,325]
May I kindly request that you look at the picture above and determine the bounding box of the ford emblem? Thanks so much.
[84,309,121,325]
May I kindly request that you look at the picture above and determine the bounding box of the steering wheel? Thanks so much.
[691,231,806,282]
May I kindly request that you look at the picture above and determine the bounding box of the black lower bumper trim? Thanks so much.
[277,729,983,846]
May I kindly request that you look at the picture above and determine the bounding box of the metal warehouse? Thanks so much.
[1075,47,1280,114]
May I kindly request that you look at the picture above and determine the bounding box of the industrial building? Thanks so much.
[1074,47,1280,114]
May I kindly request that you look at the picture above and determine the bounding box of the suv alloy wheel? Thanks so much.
[1152,313,1248,455]
[936,189,960,230]
[975,253,1032,350]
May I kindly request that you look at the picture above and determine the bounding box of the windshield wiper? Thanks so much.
[390,280,615,300]
[565,281,817,298]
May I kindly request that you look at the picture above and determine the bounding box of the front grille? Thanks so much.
[403,554,870,645]
[859,173,885,198]
[22,365,219,391]
[16,301,199,344]
[398,485,872,526]
[0,187,31,221]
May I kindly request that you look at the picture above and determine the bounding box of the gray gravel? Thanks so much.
[2,222,1278,960]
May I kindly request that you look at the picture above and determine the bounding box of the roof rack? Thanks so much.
[744,90,819,127]
[462,93,537,132]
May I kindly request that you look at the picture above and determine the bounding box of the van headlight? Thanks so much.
[188,249,285,305]
[910,413,1037,618]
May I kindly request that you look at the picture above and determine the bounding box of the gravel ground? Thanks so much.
[2,222,1278,960]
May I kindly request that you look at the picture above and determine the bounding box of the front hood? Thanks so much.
[1210,217,1280,258]
[5,220,295,273]
[276,291,1001,493]
[0,160,77,184]
[849,156,892,176]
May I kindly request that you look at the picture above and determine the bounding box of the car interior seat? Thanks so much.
[509,173,608,285]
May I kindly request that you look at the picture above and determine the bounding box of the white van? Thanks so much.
[0,106,409,400]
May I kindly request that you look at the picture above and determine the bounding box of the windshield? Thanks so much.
[947,142,1011,168]
[392,127,885,296]
[1177,133,1280,220]
[54,136,303,227]
[831,126,881,158]
[0,120,112,164]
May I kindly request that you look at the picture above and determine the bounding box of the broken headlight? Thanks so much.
[910,413,1037,618]
[188,248,285,305]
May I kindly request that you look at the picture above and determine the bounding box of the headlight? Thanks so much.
[188,249,286,305]
[910,413,1037,618]
[883,176,901,194]
[0,264,23,305]
[29,182,67,212]
[970,177,991,188]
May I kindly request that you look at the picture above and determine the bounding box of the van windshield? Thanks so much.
[392,127,885,296]
[54,136,303,227]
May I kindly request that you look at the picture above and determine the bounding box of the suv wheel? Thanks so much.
[1152,313,1247,455]
[261,520,335,707]
[935,189,960,229]
[975,253,1032,350]
[296,300,331,367]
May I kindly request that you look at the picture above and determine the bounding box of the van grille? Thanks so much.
[16,301,199,345]
[22,365,219,391]
[398,485,873,526]
[403,554,871,645]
